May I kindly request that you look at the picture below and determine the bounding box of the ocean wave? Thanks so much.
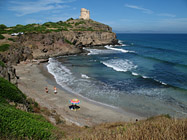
[102,59,137,72]
[47,58,75,93]
[105,45,134,53]
[120,48,187,68]
[131,71,168,86]
[118,40,127,46]
[84,48,114,55]
[47,58,119,109]
[102,59,168,86]
[81,74,90,79]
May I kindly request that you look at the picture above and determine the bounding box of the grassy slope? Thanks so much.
[66,115,187,140]
[0,77,62,140]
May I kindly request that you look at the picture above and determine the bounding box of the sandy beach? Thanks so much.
[15,62,143,127]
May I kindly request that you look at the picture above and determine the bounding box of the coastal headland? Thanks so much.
[0,18,136,125]
[0,18,186,139]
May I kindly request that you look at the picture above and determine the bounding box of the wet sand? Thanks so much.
[15,62,143,126]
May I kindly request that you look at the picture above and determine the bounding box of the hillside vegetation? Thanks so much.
[0,77,63,140]
[0,18,111,35]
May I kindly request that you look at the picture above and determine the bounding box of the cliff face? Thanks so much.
[61,31,118,47]
[0,44,33,84]
[0,19,118,83]
[18,32,82,59]
[17,30,117,59]
[0,65,17,85]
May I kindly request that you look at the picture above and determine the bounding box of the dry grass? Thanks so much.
[63,115,187,140]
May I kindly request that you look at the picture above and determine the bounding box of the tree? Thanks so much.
[0,24,7,30]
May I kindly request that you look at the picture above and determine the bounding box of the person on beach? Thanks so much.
[45,87,48,93]
[54,86,57,94]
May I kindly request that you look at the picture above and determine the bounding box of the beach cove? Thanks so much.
[15,62,143,127]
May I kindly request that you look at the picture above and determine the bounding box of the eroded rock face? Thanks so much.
[18,32,82,59]
[0,44,33,84]
[17,30,118,59]
[1,44,33,65]
[61,31,118,47]
[0,65,18,85]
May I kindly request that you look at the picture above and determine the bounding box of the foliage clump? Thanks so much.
[8,38,15,42]
[0,24,7,30]
[0,61,5,67]
[64,38,73,45]
[67,18,74,21]
[0,34,5,39]
[75,21,86,26]
[0,77,62,139]
[0,44,10,52]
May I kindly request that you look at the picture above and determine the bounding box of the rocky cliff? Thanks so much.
[17,30,117,59]
[0,19,118,83]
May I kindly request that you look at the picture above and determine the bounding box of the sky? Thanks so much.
[0,0,187,33]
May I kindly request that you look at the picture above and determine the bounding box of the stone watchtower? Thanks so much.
[79,8,90,20]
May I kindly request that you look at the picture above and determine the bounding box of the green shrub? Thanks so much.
[75,21,86,26]
[0,44,10,52]
[67,18,74,21]
[8,38,15,42]
[0,77,26,103]
[0,34,5,39]
[87,27,94,31]
[64,39,73,45]
[0,61,5,67]
[0,24,7,30]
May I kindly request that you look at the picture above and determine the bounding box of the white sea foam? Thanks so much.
[131,73,167,85]
[154,79,167,85]
[81,74,90,79]
[105,45,134,53]
[46,58,119,109]
[118,40,123,45]
[84,48,114,55]
[142,75,149,79]
[102,59,137,72]
[47,58,75,93]
[118,40,127,46]
[132,72,139,76]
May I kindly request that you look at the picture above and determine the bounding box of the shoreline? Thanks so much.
[15,61,144,126]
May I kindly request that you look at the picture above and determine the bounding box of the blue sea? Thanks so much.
[47,34,187,118]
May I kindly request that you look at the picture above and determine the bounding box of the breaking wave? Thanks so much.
[105,45,134,53]
[102,59,137,72]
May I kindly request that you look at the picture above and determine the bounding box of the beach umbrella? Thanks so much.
[70,99,80,105]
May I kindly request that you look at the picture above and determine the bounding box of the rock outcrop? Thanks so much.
[0,19,118,84]
[0,44,33,64]
[17,32,82,59]
[0,65,18,85]
[17,30,117,59]
[61,31,118,47]
[0,44,33,84]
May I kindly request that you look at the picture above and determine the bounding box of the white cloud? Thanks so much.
[9,0,75,16]
[125,4,153,14]
[157,13,176,18]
